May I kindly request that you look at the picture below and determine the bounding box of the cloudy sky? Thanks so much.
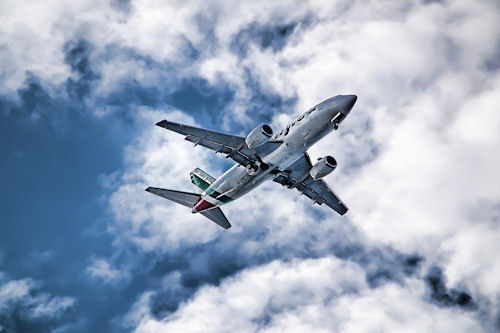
[1,0,500,332]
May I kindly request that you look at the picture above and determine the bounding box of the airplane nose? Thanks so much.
[343,95,357,111]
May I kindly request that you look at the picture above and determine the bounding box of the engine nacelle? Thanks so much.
[245,124,273,149]
[309,156,337,179]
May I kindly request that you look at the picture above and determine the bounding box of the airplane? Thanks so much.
[146,94,357,229]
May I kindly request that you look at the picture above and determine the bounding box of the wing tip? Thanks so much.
[155,120,169,127]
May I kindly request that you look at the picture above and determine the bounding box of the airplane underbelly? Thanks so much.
[264,143,303,170]
[205,142,306,203]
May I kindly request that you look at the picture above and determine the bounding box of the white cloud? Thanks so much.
[0,278,33,310]
[0,1,120,97]
[443,221,500,297]
[2,0,499,331]
[100,0,500,329]
[110,1,203,62]
[106,0,500,271]
[28,294,75,319]
[0,274,75,322]
[129,257,485,333]
[86,258,130,285]
[123,291,155,329]
[0,0,202,101]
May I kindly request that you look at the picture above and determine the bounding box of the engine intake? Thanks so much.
[309,156,337,179]
[245,124,273,149]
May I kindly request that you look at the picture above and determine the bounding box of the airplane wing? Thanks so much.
[156,120,282,167]
[273,153,348,215]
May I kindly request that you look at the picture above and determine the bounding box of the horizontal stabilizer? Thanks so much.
[200,207,231,229]
[146,187,200,207]
[146,187,231,229]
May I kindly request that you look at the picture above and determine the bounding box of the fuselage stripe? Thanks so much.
[205,187,233,203]
[190,173,211,191]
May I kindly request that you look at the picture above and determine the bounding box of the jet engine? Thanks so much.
[245,124,273,149]
[309,156,337,179]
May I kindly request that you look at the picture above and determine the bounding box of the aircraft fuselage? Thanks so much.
[192,95,357,213]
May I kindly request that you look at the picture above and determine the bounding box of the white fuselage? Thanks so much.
[199,95,356,208]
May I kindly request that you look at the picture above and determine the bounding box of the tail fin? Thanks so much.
[145,187,232,229]
[190,168,216,191]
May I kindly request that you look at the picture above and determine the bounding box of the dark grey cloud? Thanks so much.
[109,0,132,14]
[18,75,54,116]
[0,276,75,333]
[227,67,298,131]
[229,12,317,58]
[483,43,500,72]
[425,266,477,310]
[167,77,235,127]
[231,22,298,57]
[421,0,445,5]
[64,39,99,100]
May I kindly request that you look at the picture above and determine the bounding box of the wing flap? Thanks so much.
[185,135,237,155]
[156,120,245,150]
[297,179,348,215]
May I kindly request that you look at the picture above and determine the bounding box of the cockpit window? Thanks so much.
[307,107,316,114]
[298,114,305,121]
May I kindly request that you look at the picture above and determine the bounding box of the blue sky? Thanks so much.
[1,1,500,332]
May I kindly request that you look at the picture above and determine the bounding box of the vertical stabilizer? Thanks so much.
[190,168,216,191]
